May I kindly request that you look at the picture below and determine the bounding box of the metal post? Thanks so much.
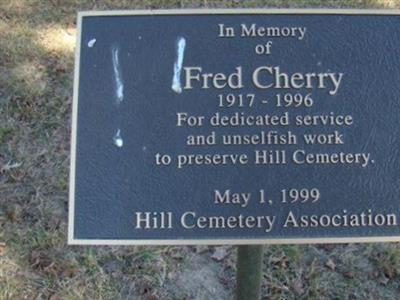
[236,245,264,300]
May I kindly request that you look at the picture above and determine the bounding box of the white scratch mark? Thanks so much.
[112,45,124,103]
[113,129,123,148]
[88,38,96,47]
[171,37,186,94]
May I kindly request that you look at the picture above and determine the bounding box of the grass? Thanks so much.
[1,0,400,299]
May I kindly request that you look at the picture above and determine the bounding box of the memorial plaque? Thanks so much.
[69,9,400,245]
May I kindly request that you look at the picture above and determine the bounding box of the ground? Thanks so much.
[1,0,400,299]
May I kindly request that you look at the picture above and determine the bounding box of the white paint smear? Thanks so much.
[171,37,186,94]
[112,46,124,103]
[113,129,123,148]
[88,38,96,47]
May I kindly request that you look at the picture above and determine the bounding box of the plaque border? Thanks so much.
[69,8,400,245]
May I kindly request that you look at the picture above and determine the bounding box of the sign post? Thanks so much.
[236,245,264,299]
[69,9,400,296]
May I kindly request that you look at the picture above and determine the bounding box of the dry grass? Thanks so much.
[1,0,400,299]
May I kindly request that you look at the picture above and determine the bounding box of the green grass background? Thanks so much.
[1,1,400,299]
